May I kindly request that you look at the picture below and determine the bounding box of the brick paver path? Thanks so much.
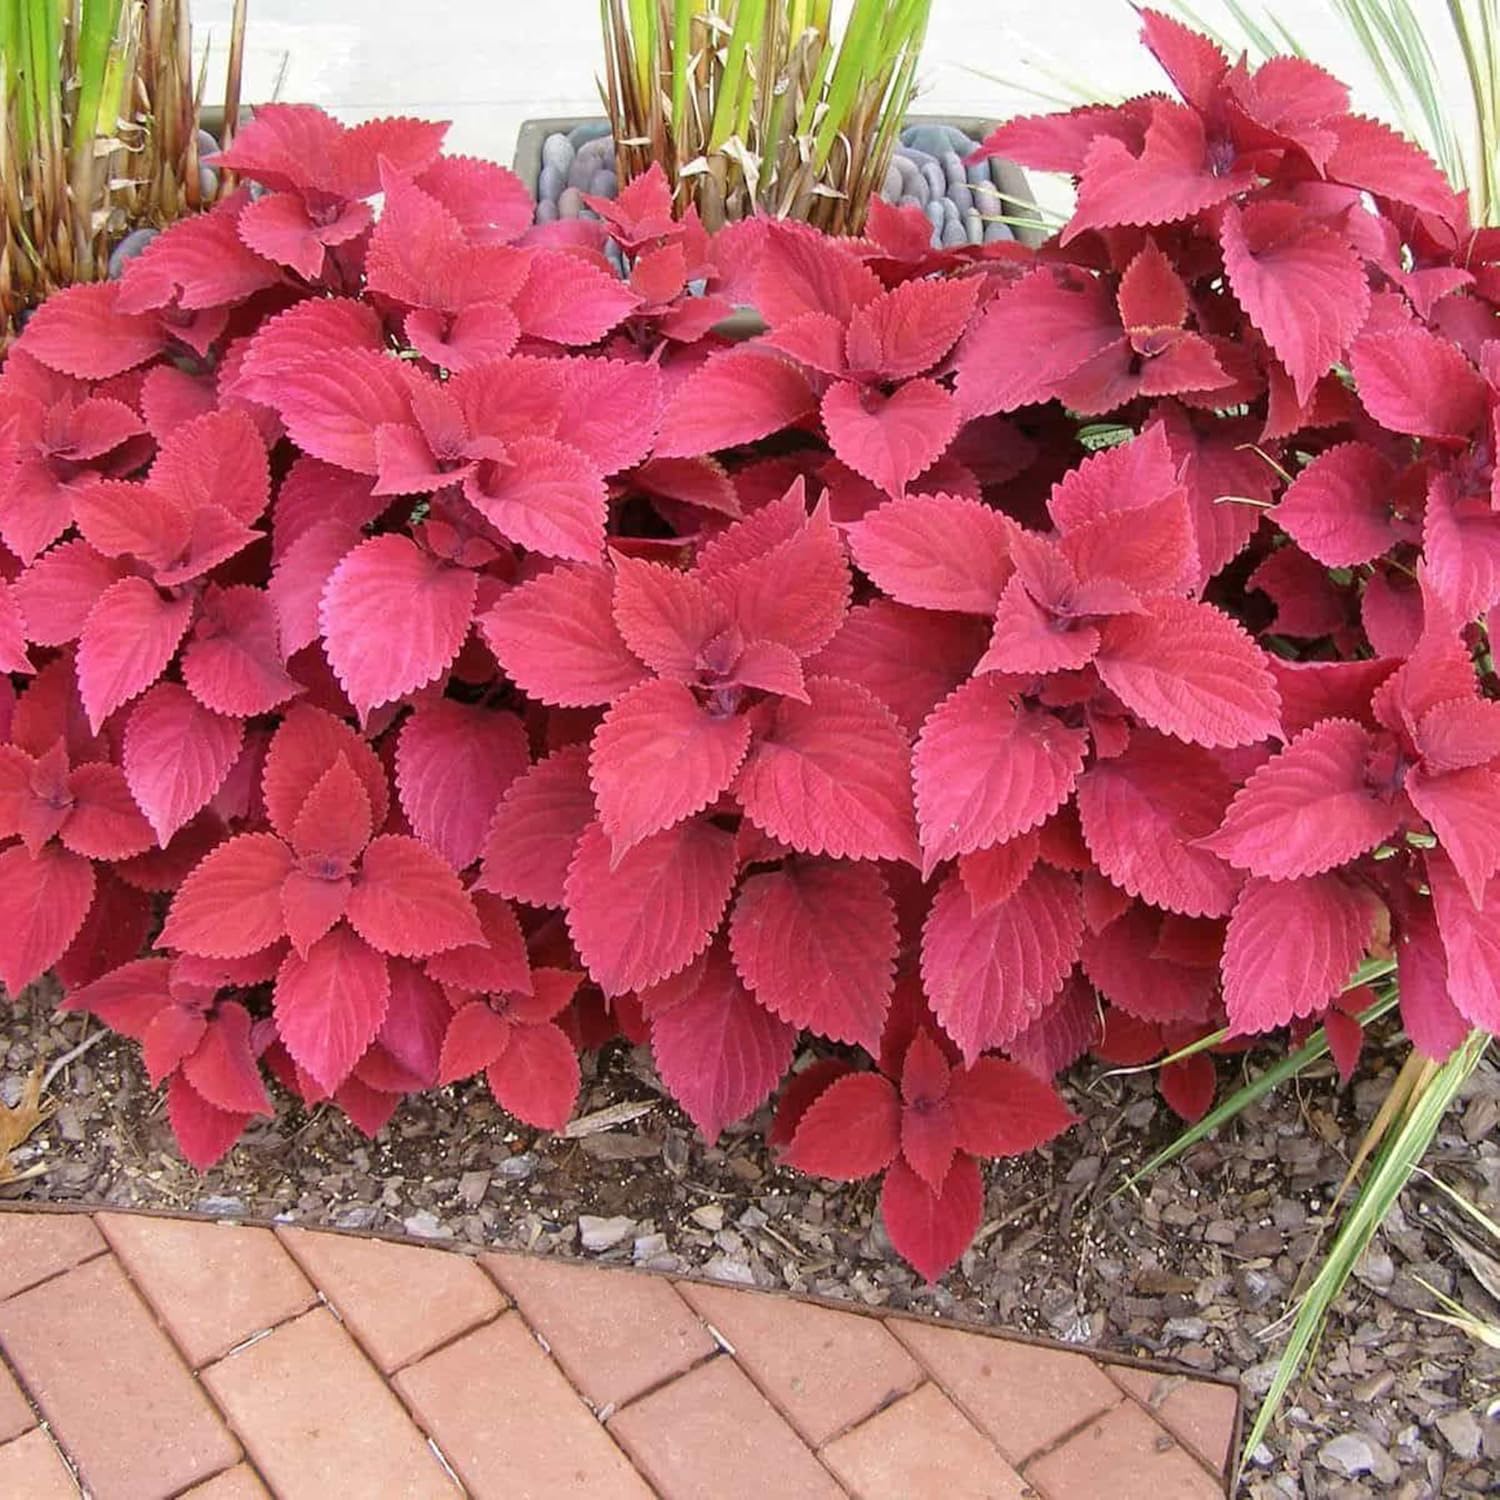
[0,1206,1238,1498]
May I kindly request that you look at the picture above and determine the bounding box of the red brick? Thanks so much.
[891,1318,1121,1465]
[484,1253,714,1409]
[0,1427,78,1499]
[607,1357,842,1500]
[179,1464,271,1498]
[0,1255,238,1499]
[1024,1397,1225,1500]
[822,1382,1031,1500]
[0,1356,32,1444]
[0,1212,104,1301]
[202,1306,455,1499]
[277,1227,503,1372]
[1106,1364,1238,1475]
[677,1280,920,1446]
[394,1311,651,1499]
[99,1214,315,1367]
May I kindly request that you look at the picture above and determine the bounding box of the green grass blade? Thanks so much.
[1112,980,1400,1197]
[1236,1031,1491,1477]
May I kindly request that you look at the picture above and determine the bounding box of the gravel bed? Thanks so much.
[3,986,1497,1495]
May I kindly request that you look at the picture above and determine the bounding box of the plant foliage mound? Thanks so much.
[2,15,1498,1281]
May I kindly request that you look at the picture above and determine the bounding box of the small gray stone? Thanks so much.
[195,128,220,159]
[537,162,566,204]
[197,1194,247,1217]
[920,161,946,200]
[496,1152,538,1179]
[966,159,992,186]
[567,120,613,148]
[403,1209,452,1239]
[897,193,924,214]
[589,169,618,199]
[558,187,585,219]
[924,200,945,233]
[941,197,960,226]
[964,208,983,245]
[882,163,903,200]
[900,125,950,156]
[107,226,159,279]
[199,166,219,200]
[940,216,968,248]
[334,1204,380,1230]
[534,198,559,223]
[633,1232,669,1262]
[1436,1409,1483,1460]
[579,1213,635,1252]
[983,218,1013,244]
[946,180,973,214]
[541,132,576,175]
[941,150,966,187]
[603,240,627,275]
[1318,1433,1380,1478]
[942,125,980,154]
[458,1169,491,1207]
[1164,1315,1210,1341]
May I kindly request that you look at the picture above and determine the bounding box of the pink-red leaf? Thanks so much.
[275,926,391,1092]
[654,349,816,458]
[477,744,596,908]
[123,683,245,845]
[346,834,482,957]
[159,833,293,958]
[782,1072,901,1179]
[0,844,96,995]
[880,1153,983,1283]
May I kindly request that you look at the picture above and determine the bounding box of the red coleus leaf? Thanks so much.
[729,859,897,1051]
[0,844,96,995]
[880,1153,984,1284]
[1076,731,1240,917]
[487,1020,581,1132]
[845,277,981,379]
[481,564,647,708]
[947,1056,1077,1157]
[1159,1053,1217,1123]
[275,926,391,1092]
[183,1002,273,1116]
[647,942,797,1141]
[1325,113,1464,227]
[476,744,596,908]
[467,436,607,563]
[1406,763,1500,909]
[1273,442,1402,567]
[915,677,1088,873]
[736,677,919,864]
[76,578,196,733]
[1202,719,1402,879]
[959,832,1041,913]
[1220,201,1371,405]
[809,602,987,737]
[654,348,816,458]
[1350,326,1487,439]
[56,761,154,860]
[847,493,1011,615]
[271,348,418,475]
[167,1073,251,1170]
[590,679,752,857]
[345,834,482,958]
[1222,874,1381,1033]
[565,817,738,995]
[123,683,245,845]
[610,553,721,677]
[396,700,529,870]
[782,1072,901,1180]
[438,1000,512,1082]
[1094,596,1281,748]
[182,585,303,718]
[511,250,640,345]
[1081,902,1219,1023]
[922,864,1083,1064]
[159,833,293,958]
[1428,853,1500,1031]
[954,269,1121,417]
[261,703,390,840]
[12,541,132,646]
[1423,474,1500,622]
[821,379,960,499]
[19,282,169,380]
[320,535,478,718]
[1066,100,1255,242]
[1397,899,1472,1059]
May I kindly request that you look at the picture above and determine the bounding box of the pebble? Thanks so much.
[882,163,902,199]
[496,1151,538,1179]
[589,169,618,198]
[946,180,973,214]
[1318,1433,1382,1478]
[106,226,159,280]
[633,1232,669,1262]
[334,1205,380,1230]
[923,201,944,234]
[403,1209,452,1239]
[1437,1409,1483,1460]
[963,208,983,245]
[1163,1315,1209,1341]
[920,161,946,200]
[537,162,566,203]
[567,120,612,148]
[458,1169,491,1207]
[940,216,968,248]
[966,159,991,186]
[579,1213,635,1251]
[541,132,576,175]
[690,1203,725,1232]
[196,1194,247,1217]
[534,199,558,223]
[557,187,585,219]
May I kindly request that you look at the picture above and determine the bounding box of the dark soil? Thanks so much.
[4,987,1497,1497]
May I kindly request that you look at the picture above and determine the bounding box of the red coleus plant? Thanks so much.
[4,12,1500,1284]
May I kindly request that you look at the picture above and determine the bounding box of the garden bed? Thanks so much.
[4,992,1496,1496]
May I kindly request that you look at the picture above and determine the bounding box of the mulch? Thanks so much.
[3,984,1497,1497]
